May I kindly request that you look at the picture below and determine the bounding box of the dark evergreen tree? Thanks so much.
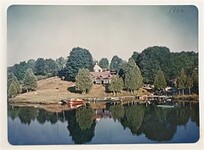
[65,47,94,81]
[45,58,59,76]
[177,68,187,95]
[34,58,46,75]
[118,61,128,81]
[110,55,123,72]
[12,61,28,80]
[186,74,194,95]
[98,58,109,69]
[192,68,198,94]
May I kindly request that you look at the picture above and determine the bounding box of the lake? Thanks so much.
[8,102,199,145]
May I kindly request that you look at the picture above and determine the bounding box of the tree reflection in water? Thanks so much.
[76,106,94,130]
[109,104,125,122]
[120,105,145,135]
[190,103,199,126]
[139,106,177,141]
[17,107,39,125]
[8,102,199,144]
[66,107,96,144]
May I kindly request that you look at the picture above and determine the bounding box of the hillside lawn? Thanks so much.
[12,76,149,104]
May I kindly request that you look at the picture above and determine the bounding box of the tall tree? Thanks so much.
[65,47,94,81]
[45,58,59,76]
[108,75,123,96]
[75,68,93,94]
[56,57,66,70]
[118,61,128,81]
[186,74,194,95]
[34,58,46,75]
[8,81,18,98]
[154,70,167,90]
[23,68,38,92]
[131,51,140,65]
[98,58,109,69]
[125,58,143,94]
[110,55,123,72]
[8,73,21,95]
[192,68,198,93]
[27,59,36,71]
[12,61,28,80]
[177,68,187,95]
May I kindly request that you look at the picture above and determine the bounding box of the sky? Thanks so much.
[7,5,198,66]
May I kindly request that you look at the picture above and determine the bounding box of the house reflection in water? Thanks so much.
[93,109,112,122]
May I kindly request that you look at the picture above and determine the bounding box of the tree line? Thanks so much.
[7,57,67,98]
[7,46,198,98]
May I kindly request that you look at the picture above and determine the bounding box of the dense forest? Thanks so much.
[7,46,198,98]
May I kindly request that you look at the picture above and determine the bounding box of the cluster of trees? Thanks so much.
[8,46,198,97]
[8,73,21,98]
[8,57,67,81]
[131,46,198,84]
[7,57,67,98]
[8,69,38,98]
[177,67,198,95]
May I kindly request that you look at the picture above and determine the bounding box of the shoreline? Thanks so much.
[9,94,199,105]
[8,96,199,114]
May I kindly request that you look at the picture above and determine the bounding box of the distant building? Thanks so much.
[90,63,116,84]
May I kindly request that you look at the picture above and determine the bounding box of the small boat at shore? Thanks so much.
[60,98,84,105]
[60,98,85,109]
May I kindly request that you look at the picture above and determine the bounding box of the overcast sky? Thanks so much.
[7,5,198,66]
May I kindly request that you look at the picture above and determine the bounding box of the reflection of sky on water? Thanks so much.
[8,117,73,145]
[169,120,199,143]
[8,116,199,145]
[91,118,154,144]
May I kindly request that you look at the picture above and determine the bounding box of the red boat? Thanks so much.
[66,98,84,105]
[59,98,84,109]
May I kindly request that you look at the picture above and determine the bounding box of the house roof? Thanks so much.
[90,71,113,79]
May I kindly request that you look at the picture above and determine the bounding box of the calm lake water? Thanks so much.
[8,102,199,145]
